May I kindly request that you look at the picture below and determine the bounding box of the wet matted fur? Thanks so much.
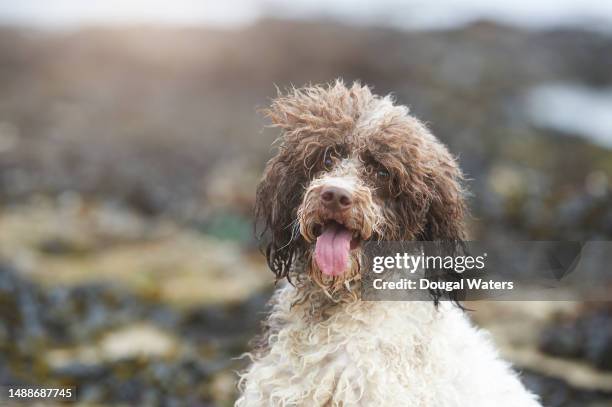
[236,81,541,406]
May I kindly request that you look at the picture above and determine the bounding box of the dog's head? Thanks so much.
[256,81,466,294]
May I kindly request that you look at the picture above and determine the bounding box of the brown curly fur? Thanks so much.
[255,80,467,299]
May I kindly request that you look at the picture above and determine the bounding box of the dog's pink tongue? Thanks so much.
[315,223,352,276]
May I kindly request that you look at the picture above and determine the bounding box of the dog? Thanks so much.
[236,81,541,406]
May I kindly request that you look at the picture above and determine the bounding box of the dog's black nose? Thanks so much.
[320,186,353,211]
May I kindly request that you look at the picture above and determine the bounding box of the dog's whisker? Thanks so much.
[277,220,302,251]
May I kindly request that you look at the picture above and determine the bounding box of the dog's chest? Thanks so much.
[257,297,442,404]
[238,289,542,406]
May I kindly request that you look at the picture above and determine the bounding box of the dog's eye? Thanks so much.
[323,155,334,169]
[377,168,390,179]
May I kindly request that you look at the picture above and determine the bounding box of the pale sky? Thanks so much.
[1,0,612,31]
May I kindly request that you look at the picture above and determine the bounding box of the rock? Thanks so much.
[522,369,612,407]
[581,311,612,371]
[540,322,584,359]
[540,307,612,372]
[100,324,179,361]
[52,362,109,381]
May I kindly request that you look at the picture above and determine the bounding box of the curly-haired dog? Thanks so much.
[236,81,541,406]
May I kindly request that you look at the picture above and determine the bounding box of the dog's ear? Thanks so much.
[419,153,467,242]
[415,143,467,305]
[255,149,305,280]
[382,120,467,243]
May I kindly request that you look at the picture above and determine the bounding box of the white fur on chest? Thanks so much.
[236,284,541,407]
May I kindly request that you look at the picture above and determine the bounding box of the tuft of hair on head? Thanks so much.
[264,79,376,137]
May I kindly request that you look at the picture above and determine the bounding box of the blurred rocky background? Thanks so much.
[0,1,611,405]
